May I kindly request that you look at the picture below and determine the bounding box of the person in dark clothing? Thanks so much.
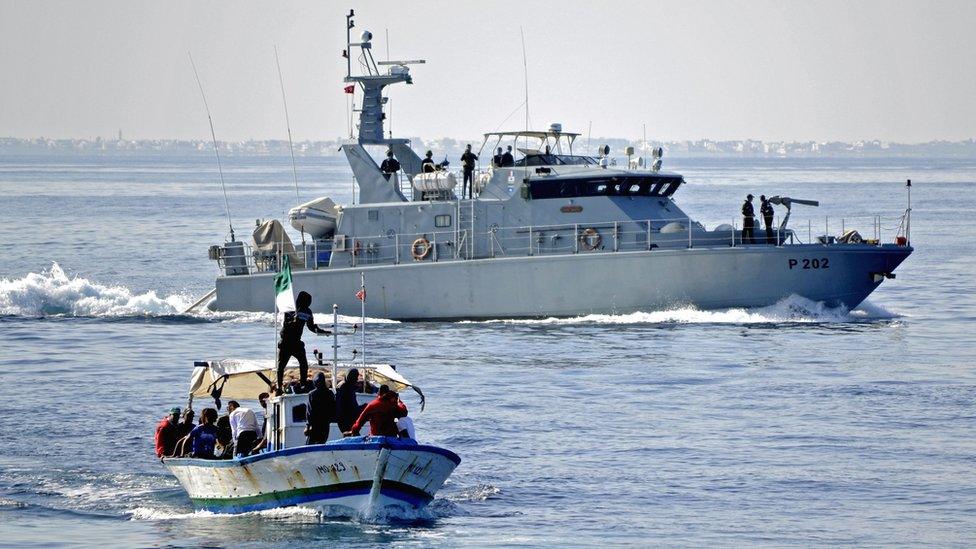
[335,368,365,432]
[176,409,195,439]
[492,147,503,167]
[741,194,755,244]
[380,149,401,179]
[305,372,336,445]
[185,408,219,459]
[421,150,436,173]
[277,291,331,394]
[460,144,478,198]
[501,145,515,167]
[344,385,408,437]
[155,407,181,458]
[214,413,234,459]
[760,195,775,244]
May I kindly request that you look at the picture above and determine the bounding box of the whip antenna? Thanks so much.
[274,45,301,203]
[189,52,235,241]
[520,27,530,131]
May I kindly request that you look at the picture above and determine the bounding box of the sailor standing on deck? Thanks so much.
[380,149,401,180]
[501,145,515,167]
[492,147,504,167]
[421,150,436,173]
[460,144,478,198]
[760,195,775,244]
[741,194,756,244]
[277,291,331,394]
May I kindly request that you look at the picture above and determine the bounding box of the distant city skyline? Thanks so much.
[1,1,974,143]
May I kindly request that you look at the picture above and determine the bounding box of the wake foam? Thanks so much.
[0,264,396,324]
[470,295,898,326]
[0,263,189,317]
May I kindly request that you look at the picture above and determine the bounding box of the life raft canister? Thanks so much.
[411,237,432,260]
[579,228,601,251]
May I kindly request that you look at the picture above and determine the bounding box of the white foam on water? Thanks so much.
[468,295,899,326]
[0,264,399,324]
[0,263,189,317]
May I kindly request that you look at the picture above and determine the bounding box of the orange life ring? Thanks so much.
[411,237,432,260]
[579,228,601,251]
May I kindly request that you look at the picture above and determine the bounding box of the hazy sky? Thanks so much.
[1,0,974,142]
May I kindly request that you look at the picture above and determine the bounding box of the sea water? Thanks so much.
[1,154,975,547]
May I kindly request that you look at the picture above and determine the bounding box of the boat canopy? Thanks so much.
[479,127,580,157]
[187,359,422,406]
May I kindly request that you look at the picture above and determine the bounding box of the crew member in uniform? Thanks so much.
[380,149,401,180]
[460,144,478,198]
[760,195,775,244]
[741,194,756,244]
[421,150,436,173]
[277,291,331,394]
[501,145,515,167]
[492,147,504,167]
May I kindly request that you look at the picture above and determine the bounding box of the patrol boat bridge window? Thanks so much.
[528,175,684,199]
[513,154,599,167]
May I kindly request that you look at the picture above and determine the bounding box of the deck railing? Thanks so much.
[216,210,910,275]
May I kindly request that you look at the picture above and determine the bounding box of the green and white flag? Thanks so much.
[273,256,295,313]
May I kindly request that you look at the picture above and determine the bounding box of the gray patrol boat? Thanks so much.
[206,12,913,320]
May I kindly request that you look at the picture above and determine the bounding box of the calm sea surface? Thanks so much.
[1,154,974,547]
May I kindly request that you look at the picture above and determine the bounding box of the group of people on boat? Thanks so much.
[741,193,778,244]
[155,290,413,460]
[379,144,499,199]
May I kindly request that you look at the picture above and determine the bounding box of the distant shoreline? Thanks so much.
[2,137,975,159]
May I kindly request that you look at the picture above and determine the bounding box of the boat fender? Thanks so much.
[411,237,432,260]
[579,228,601,251]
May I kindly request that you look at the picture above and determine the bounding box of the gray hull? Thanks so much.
[214,244,912,320]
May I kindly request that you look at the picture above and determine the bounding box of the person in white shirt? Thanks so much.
[227,401,258,457]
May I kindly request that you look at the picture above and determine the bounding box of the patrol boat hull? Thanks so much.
[212,244,912,319]
[164,437,460,514]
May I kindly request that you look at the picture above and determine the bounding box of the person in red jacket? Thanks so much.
[155,407,181,457]
[344,385,408,437]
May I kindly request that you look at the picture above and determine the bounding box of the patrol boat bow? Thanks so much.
[163,359,459,516]
[206,12,913,319]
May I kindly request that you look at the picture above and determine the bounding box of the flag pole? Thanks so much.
[331,303,339,392]
[360,272,366,368]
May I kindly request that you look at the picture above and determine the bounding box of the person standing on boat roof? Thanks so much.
[501,145,515,167]
[421,150,436,173]
[277,290,331,394]
[335,368,365,432]
[380,149,401,180]
[344,385,408,438]
[155,407,181,458]
[460,144,478,198]
[760,195,775,244]
[227,400,258,457]
[306,372,336,445]
[742,194,756,244]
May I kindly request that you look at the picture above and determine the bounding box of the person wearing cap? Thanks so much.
[760,195,775,244]
[741,194,756,244]
[421,150,436,173]
[335,368,365,432]
[380,149,401,180]
[155,407,181,458]
[344,385,408,438]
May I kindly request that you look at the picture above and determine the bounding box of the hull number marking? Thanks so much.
[789,258,830,270]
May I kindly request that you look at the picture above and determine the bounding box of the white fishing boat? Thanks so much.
[163,358,459,516]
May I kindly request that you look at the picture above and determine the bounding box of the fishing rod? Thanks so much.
[188,52,235,241]
[274,45,305,245]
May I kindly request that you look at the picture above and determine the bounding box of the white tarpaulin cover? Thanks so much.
[188,359,418,402]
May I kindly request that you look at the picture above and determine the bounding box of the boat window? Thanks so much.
[434,214,452,227]
[368,210,379,221]
[528,175,683,200]
[514,154,599,167]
